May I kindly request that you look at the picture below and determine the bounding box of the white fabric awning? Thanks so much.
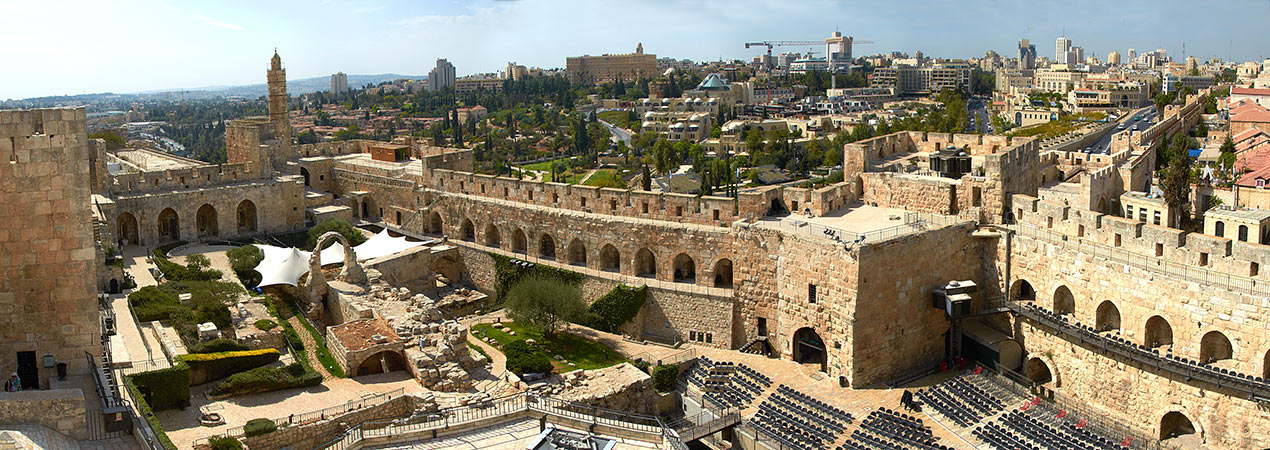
[253,230,434,287]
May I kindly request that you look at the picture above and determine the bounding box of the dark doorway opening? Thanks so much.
[16,351,38,390]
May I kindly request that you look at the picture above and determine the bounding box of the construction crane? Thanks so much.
[745,40,823,60]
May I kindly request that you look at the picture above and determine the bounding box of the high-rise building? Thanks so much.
[1128,48,1137,64]
[427,58,456,92]
[1107,51,1122,66]
[505,62,528,81]
[1072,47,1084,65]
[825,31,854,73]
[566,43,656,85]
[330,72,348,94]
[1056,37,1072,64]
[1018,39,1037,69]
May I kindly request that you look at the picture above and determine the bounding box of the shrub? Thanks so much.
[129,363,191,411]
[208,436,243,450]
[306,219,367,250]
[187,338,249,354]
[491,253,585,302]
[632,359,651,374]
[582,284,647,332]
[243,418,277,437]
[208,363,322,397]
[186,254,212,270]
[505,276,587,335]
[180,349,281,386]
[124,377,177,450]
[153,254,223,282]
[129,286,181,322]
[504,340,553,376]
[280,327,304,350]
[226,245,264,288]
[254,319,277,331]
[651,364,677,393]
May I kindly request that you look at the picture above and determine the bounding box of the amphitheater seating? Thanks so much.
[683,359,768,410]
[749,385,854,449]
[915,373,1013,427]
[835,408,953,450]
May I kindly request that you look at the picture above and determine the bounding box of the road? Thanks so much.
[1084,106,1158,154]
[598,119,633,146]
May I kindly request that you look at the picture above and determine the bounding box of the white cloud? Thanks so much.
[391,6,502,27]
[195,13,247,31]
[353,5,385,14]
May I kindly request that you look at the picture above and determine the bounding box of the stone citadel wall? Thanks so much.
[108,175,305,246]
[0,107,100,381]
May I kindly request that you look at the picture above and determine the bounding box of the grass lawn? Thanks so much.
[272,293,346,377]
[471,322,627,372]
[1007,111,1109,140]
[582,168,624,188]
[597,110,635,129]
[519,157,568,172]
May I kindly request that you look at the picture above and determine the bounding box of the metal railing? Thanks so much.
[314,391,688,450]
[1009,223,1270,297]
[194,388,405,445]
[629,347,696,367]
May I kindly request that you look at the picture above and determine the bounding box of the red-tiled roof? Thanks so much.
[1237,164,1270,186]
[1233,128,1269,144]
[1232,87,1270,97]
[1232,107,1270,123]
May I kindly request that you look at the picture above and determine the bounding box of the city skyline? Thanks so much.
[2,0,1268,100]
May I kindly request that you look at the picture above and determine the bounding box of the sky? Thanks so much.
[2,0,1269,100]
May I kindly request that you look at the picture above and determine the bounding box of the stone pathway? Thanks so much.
[287,315,333,379]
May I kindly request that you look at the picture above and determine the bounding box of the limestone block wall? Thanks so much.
[853,223,981,387]
[0,389,89,440]
[860,172,958,214]
[764,231,860,378]
[242,394,417,450]
[0,107,101,380]
[110,176,304,246]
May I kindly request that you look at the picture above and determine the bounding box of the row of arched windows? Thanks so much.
[116,200,258,245]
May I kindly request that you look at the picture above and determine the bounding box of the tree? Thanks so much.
[1159,136,1194,228]
[505,276,586,336]
[1153,93,1174,115]
[88,129,128,150]
[306,218,368,250]
[1218,136,1237,181]
[641,163,652,190]
[186,254,211,271]
[296,129,319,144]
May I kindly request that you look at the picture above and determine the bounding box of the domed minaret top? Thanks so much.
[271,49,282,70]
[636,42,644,55]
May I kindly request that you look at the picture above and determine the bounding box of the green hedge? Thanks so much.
[187,338,249,354]
[581,284,647,332]
[243,418,278,437]
[505,340,553,376]
[127,281,240,348]
[124,376,177,450]
[491,252,585,302]
[152,253,223,282]
[208,363,322,397]
[651,364,677,393]
[129,363,191,411]
[208,436,243,450]
[179,349,280,386]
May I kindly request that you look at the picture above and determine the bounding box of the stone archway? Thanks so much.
[566,239,587,266]
[308,231,366,305]
[117,212,139,246]
[1199,331,1233,364]
[484,224,501,247]
[461,219,475,241]
[538,233,556,260]
[1010,279,1035,301]
[672,253,696,283]
[300,167,311,187]
[196,204,219,238]
[635,248,657,278]
[158,207,180,241]
[1144,315,1173,348]
[1024,357,1055,385]
[599,244,620,272]
[512,229,528,253]
[237,200,258,233]
[355,350,407,377]
[426,211,443,235]
[1052,285,1074,315]
[1095,300,1121,332]
[713,258,733,288]
[1159,411,1196,441]
[792,327,827,372]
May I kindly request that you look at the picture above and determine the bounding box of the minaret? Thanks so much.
[267,50,292,158]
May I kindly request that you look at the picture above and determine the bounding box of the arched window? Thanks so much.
[1159,412,1196,441]
[196,204,218,238]
[483,224,501,247]
[1144,315,1173,348]
[1024,357,1054,385]
[1199,331,1233,364]
[512,229,528,253]
[566,239,587,266]
[1095,301,1121,332]
[713,259,733,288]
[1052,285,1075,315]
[1238,224,1249,242]
[635,248,657,278]
[460,219,474,241]
[1214,221,1225,237]
[599,244,620,272]
[1010,279,1035,301]
[538,233,556,259]
[672,253,696,283]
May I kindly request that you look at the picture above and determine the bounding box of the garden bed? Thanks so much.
[471,322,626,372]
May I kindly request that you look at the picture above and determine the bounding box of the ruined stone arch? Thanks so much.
[196,203,219,238]
[538,233,556,260]
[672,253,696,283]
[712,258,733,288]
[1024,356,1057,386]
[308,231,366,304]
[566,239,587,266]
[1144,315,1173,348]
[1009,278,1035,301]
[354,350,407,377]
[1199,330,1233,364]
[300,167,311,186]
[157,207,180,241]
[483,223,501,247]
[512,228,528,253]
[635,248,657,278]
[117,212,139,246]
[1052,285,1074,315]
[1159,410,1198,442]
[426,211,443,235]
[236,199,258,233]
[460,218,475,241]
[1095,300,1121,332]
[599,244,620,272]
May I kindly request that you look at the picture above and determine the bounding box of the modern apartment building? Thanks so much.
[330,72,348,94]
[869,63,971,96]
[427,58,456,92]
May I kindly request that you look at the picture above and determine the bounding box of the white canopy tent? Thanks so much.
[253,229,433,287]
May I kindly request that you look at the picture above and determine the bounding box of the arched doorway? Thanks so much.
[237,200,257,234]
[461,219,475,241]
[300,167,311,187]
[158,208,180,241]
[431,256,462,284]
[108,279,119,294]
[713,258,733,288]
[512,229,528,253]
[196,204,219,238]
[1199,331,1233,364]
[635,248,657,278]
[355,351,407,376]
[1010,279,1035,301]
[769,198,787,216]
[1095,301,1120,332]
[117,212,139,246]
[483,224,501,247]
[1052,285,1074,315]
[566,239,587,266]
[792,327,827,372]
[426,211,443,235]
[1263,350,1270,379]
[1159,411,1196,441]
[672,253,695,283]
[1024,357,1054,385]
[539,233,556,259]
[1144,316,1173,348]
[599,244,620,272]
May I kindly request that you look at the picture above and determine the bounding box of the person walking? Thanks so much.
[4,373,19,392]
